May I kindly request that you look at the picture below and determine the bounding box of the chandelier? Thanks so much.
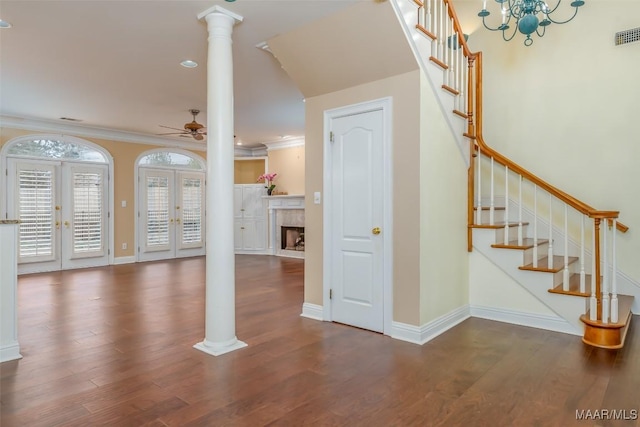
[478,0,585,46]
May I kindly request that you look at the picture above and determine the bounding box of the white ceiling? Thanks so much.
[0,0,364,149]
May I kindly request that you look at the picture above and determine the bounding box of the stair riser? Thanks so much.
[523,242,549,265]
[495,224,528,243]
[477,209,506,224]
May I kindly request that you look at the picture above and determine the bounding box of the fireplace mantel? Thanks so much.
[264,194,305,210]
[264,195,305,258]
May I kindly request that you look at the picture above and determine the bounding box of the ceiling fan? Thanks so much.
[158,109,207,141]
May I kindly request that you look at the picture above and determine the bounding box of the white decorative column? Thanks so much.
[1,221,22,363]
[194,5,247,356]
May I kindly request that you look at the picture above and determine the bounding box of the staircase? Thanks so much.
[391,0,637,348]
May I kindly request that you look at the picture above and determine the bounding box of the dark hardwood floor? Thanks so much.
[1,255,638,426]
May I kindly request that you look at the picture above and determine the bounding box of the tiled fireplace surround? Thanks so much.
[265,195,305,259]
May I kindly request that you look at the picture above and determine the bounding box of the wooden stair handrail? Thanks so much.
[471,53,628,233]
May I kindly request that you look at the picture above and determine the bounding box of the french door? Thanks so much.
[138,168,205,261]
[7,159,109,274]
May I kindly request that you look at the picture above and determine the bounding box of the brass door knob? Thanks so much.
[63,221,70,228]
[372,227,381,235]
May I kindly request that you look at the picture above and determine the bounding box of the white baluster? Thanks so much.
[443,13,449,85]
[580,215,586,294]
[431,0,438,56]
[533,184,538,268]
[460,54,467,114]
[563,204,569,291]
[450,18,454,85]
[441,8,451,80]
[425,0,429,29]
[504,165,509,245]
[476,147,482,224]
[602,221,609,323]
[517,175,523,246]
[454,34,459,97]
[437,0,443,60]
[489,157,495,225]
[611,219,618,323]
[590,219,597,321]
[547,195,553,269]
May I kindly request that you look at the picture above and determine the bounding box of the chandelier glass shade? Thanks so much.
[478,0,585,46]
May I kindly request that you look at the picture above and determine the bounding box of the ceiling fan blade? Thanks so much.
[194,133,204,141]
[158,125,186,132]
[157,132,187,136]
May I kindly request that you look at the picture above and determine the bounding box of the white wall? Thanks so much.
[419,71,469,324]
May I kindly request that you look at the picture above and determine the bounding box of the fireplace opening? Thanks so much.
[281,226,305,251]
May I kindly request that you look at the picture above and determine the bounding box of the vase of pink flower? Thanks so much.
[257,173,277,195]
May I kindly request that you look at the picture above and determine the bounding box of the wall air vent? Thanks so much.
[615,27,640,46]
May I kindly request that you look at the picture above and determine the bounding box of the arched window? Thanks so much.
[138,151,204,170]
[5,137,108,163]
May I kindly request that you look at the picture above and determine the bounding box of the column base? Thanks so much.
[193,338,247,357]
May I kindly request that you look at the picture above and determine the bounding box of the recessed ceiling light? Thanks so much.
[0,20,12,29]
[180,60,198,68]
[236,142,243,146]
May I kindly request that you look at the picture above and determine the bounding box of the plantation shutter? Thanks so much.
[72,170,104,256]
[178,173,204,248]
[146,175,170,247]
[17,166,55,261]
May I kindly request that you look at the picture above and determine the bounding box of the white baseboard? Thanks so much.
[391,305,471,345]
[0,342,22,363]
[300,302,323,321]
[470,305,582,336]
[113,256,136,265]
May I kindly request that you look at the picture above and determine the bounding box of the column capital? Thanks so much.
[197,5,243,24]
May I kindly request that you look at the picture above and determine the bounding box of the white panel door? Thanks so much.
[175,171,205,257]
[330,109,385,333]
[7,159,109,273]
[139,168,205,261]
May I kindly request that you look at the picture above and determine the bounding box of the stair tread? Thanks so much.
[492,238,549,250]
[519,255,579,273]
[580,295,634,329]
[471,221,529,229]
[548,273,594,297]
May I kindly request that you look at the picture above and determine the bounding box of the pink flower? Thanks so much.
[257,173,278,194]
[257,173,277,183]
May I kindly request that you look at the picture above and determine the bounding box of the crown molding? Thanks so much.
[262,137,305,151]
[234,145,268,157]
[0,115,208,152]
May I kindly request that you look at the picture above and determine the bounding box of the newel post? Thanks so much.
[593,218,602,320]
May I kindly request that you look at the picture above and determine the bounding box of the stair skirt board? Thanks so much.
[470,305,581,336]
[389,0,469,166]
[472,231,588,332]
